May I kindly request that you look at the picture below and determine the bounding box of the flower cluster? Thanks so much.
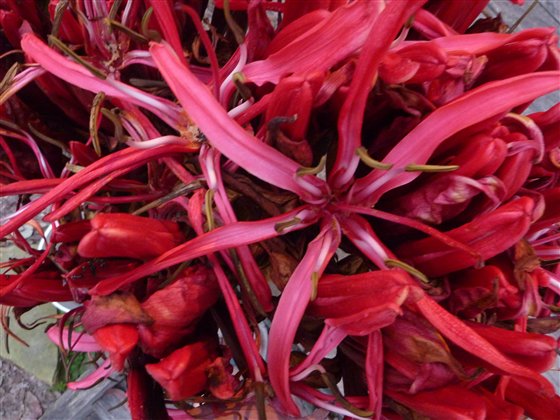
[1,0,559,418]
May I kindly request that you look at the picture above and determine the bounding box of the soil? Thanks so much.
[0,358,60,420]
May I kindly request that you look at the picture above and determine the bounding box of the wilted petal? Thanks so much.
[0,272,72,307]
[81,293,151,333]
[149,41,326,200]
[0,144,193,238]
[416,296,555,395]
[47,325,101,353]
[20,33,181,126]
[68,359,115,390]
[90,206,319,295]
[449,265,520,318]
[207,357,238,400]
[51,220,92,243]
[479,389,524,420]
[479,29,557,83]
[383,309,465,392]
[330,0,425,189]
[138,265,220,357]
[280,0,346,27]
[267,9,331,55]
[424,0,489,33]
[380,43,447,85]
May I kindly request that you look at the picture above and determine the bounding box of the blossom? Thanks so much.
[0,0,558,418]
[77,213,185,260]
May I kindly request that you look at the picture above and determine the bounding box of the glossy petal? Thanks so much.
[78,213,184,260]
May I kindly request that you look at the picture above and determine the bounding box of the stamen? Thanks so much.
[100,108,125,143]
[108,0,123,21]
[140,7,161,41]
[223,0,245,45]
[106,19,149,43]
[0,62,19,91]
[132,181,202,215]
[274,217,302,233]
[231,250,267,317]
[310,271,319,301]
[254,381,267,420]
[405,163,459,172]
[48,36,106,79]
[65,163,85,173]
[268,115,298,142]
[320,373,374,418]
[205,188,216,231]
[27,124,70,155]
[385,258,429,283]
[163,261,192,289]
[297,155,327,176]
[51,0,70,39]
[356,147,393,170]
[232,72,252,101]
[0,50,24,61]
[89,92,106,156]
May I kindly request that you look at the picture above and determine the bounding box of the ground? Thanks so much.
[0,358,59,420]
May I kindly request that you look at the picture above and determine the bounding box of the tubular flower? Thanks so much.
[0,0,558,419]
[77,213,185,260]
[138,265,220,357]
[93,324,139,371]
[145,340,217,401]
[308,271,416,335]
[396,197,536,276]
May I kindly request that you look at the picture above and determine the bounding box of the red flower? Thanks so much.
[138,265,219,357]
[145,340,217,401]
[93,324,139,371]
[77,213,184,260]
[308,270,415,335]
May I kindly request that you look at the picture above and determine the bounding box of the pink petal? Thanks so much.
[90,206,319,296]
[330,0,425,189]
[47,326,101,353]
[20,33,181,126]
[353,71,560,204]
[67,359,114,390]
[243,1,384,86]
[0,144,193,237]
[149,41,326,200]
[268,219,341,416]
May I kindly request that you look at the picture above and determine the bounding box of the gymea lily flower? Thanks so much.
[77,213,185,260]
[1,0,559,418]
[145,340,218,401]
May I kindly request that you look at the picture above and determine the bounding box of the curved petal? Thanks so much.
[149,42,327,201]
[268,218,341,415]
[353,71,560,204]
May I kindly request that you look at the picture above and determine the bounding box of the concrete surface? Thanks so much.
[0,358,59,420]
[0,303,59,385]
